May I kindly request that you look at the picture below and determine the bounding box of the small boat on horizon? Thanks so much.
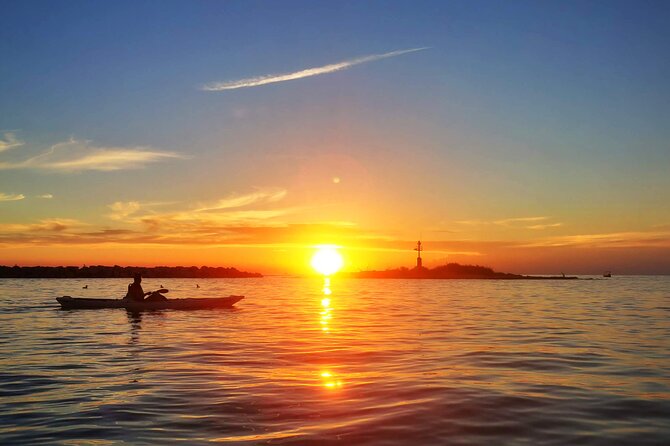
[603,271,612,278]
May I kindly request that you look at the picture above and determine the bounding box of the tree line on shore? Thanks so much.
[0,265,262,279]
[347,262,523,279]
[346,262,577,279]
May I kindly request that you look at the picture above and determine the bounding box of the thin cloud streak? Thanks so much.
[202,47,429,91]
[0,193,25,202]
[520,230,670,249]
[526,223,563,230]
[455,216,562,230]
[495,216,549,225]
[0,138,184,172]
[195,188,287,212]
[0,218,83,232]
[0,132,24,153]
[45,150,181,171]
[105,188,293,229]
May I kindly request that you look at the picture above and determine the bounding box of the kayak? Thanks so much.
[57,295,244,311]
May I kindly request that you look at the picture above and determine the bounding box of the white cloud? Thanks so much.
[102,189,292,230]
[521,230,670,248]
[0,218,82,232]
[37,194,54,199]
[195,188,287,212]
[108,201,142,220]
[0,132,24,153]
[456,216,551,226]
[0,192,25,202]
[526,223,563,230]
[202,47,429,91]
[494,216,549,225]
[0,138,184,171]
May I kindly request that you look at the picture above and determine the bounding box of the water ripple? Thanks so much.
[1,276,669,444]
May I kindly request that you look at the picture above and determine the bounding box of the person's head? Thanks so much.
[133,273,142,284]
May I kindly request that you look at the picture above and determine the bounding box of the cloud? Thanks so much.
[455,216,557,228]
[526,223,563,230]
[202,47,429,91]
[0,218,83,233]
[454,216,565,232]
[0,138,184,172]
[0,193,25,202]
[494,216,549,225]
[104,189,291,230]
[108,201,142,220]
[0,219,358,247]
[194,188,287,212]
[453,220,488,226]
[521,230,670,249]
[0,132,24,153]
[37,194,53,199]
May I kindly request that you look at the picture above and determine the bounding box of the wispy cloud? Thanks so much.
[107,200,179,221]
[108,201,142,220]
[455,216,561,230]
[0,132,24,153]
[494,216,549,225]
[194,188,287,212]
[526,223,563,230]
[0,138,184,172]
[104,189,292,230]
[521,230,670,249]
[37,194,53,199]
[202,47,429,91]
[0,218,83,233]
[0,192,25,202]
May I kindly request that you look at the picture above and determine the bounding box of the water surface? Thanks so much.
[1,276,669,444]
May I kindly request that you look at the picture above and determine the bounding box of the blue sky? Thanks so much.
[1,0,669,273]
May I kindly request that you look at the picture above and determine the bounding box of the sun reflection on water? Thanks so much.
[320,370,343,389]
[318,276,344,390]
[320,277,333,333]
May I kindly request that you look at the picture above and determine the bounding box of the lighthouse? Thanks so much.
[414,241,423,269]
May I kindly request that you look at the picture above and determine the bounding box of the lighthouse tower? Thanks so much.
[414,241,423,269]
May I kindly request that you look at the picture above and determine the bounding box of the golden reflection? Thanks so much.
[316,276,344,390]
[320,370,343,390]
[320,279,332,333]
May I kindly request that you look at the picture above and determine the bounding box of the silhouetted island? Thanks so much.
[0,265,262,279]
[346,263,578,280]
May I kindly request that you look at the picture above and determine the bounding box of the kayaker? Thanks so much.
[124,274,166,301]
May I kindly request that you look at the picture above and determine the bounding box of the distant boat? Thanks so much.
[603,271,612,278]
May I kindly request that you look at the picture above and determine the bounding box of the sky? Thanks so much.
[1,0,669,274]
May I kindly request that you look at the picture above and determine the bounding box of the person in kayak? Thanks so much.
[124,274,166,301]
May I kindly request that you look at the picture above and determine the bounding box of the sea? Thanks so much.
[1,276,669,445]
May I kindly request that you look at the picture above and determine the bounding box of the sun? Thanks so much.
[311,245,344,276]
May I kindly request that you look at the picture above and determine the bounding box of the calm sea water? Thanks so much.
[1,276,669,445]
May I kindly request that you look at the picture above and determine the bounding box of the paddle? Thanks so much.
[145,288,169,295]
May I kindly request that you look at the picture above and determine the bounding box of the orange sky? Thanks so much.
[2,3,669,275]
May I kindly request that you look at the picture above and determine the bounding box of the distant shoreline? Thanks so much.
[344,263,582,280]
[0,265,262,279]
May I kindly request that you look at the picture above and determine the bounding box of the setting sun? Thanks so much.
[311,246,344,276]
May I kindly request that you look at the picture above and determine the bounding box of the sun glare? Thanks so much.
[311,246,344,276]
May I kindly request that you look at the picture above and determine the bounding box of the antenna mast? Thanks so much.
[414,241,423,268]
